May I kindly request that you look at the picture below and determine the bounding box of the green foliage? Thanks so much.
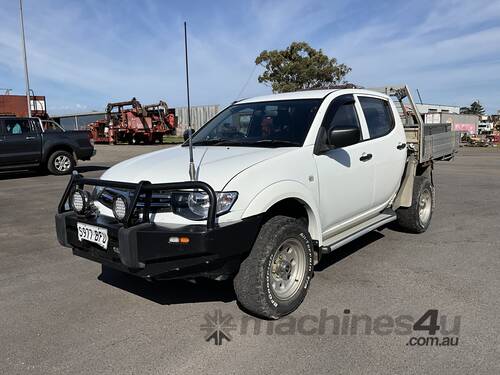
[255,42,351,93]
[460,101,485,115]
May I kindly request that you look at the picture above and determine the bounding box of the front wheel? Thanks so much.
[396,176,434,233]
[234,216,314,319]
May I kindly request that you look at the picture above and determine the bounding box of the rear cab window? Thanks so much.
[43,120,64,132]
[358,97,394,139]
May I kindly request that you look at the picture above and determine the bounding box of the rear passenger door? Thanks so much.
[1,118,42,166]
[356,96,407,208]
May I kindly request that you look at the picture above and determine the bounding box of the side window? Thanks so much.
[4,119,32,136]
[329,103,360,130]
[322,95,361,140]
[358,97,394,138]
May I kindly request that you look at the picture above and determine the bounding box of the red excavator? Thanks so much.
[88,98,176,144]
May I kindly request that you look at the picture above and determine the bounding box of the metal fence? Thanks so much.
[175,105,220,131]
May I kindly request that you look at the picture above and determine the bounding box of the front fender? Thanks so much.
[241,180,322,242]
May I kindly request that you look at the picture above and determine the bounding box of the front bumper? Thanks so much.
[55,212,262,280]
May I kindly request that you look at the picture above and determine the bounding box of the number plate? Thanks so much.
[77,222,108,249]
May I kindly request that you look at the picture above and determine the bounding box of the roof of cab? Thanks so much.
[236,89,338,104]
[235,88,391,105]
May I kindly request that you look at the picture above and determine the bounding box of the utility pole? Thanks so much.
[19,0,32,117]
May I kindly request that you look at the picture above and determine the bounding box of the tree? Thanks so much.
[255,42,351,93]
[460,101,485,115]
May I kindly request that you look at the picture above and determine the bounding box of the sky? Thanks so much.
[0,0,499,115]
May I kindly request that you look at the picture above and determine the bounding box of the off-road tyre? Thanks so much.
[396,176,434,233]
[234,215,314,319]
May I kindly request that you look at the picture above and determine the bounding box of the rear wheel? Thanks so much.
[234,216,314,319]
[396,176,434,233]
[47,150,75,175]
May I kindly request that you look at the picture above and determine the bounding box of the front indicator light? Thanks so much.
[169,236,190,244]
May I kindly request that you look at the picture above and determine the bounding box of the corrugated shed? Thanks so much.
[175,105,220,131]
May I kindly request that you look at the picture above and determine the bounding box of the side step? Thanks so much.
[320,209,397,255]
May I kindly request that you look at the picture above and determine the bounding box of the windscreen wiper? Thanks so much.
[244,139,301,147]
[191,138,229,146]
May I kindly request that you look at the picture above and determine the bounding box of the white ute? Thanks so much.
[56,85,458,319]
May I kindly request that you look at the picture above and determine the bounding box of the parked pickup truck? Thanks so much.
[0,117,95,175]
[55,85,457,319]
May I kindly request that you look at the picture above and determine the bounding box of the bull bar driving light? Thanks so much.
[69,189,90,214]
[112,196,128,222]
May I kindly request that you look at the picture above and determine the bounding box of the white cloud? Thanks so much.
[0,0,498,114]
[327,0,500,110]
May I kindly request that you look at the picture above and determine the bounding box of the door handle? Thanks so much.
[397,142,406,150]
[359,153,372,162]
[25,136,36,140]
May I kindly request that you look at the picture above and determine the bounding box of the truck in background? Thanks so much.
[0,116,95,175]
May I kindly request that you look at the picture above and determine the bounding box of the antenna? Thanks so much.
[416,88,423,104]
[184,21,196,181]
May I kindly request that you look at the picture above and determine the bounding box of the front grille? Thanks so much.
[97,187,172,214]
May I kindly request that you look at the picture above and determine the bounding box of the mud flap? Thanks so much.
[392,156,418,210]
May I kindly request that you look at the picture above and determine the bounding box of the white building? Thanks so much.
[416,103,460,114]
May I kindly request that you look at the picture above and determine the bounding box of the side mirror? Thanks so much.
[327,126,360,148]
[183,128,193,141]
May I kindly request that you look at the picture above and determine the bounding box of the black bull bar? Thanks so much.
[57,172,217,229]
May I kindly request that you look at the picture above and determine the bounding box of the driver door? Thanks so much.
[313,94,375,238]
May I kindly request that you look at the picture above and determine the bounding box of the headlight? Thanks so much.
[187,191,210,217]
[172,191,238,220]
[112,196,128,221]
[70,189,90,214]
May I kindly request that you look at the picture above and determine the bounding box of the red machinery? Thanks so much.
[88,98,176,144]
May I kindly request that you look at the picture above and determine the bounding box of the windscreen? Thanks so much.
[189,99,321,147]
